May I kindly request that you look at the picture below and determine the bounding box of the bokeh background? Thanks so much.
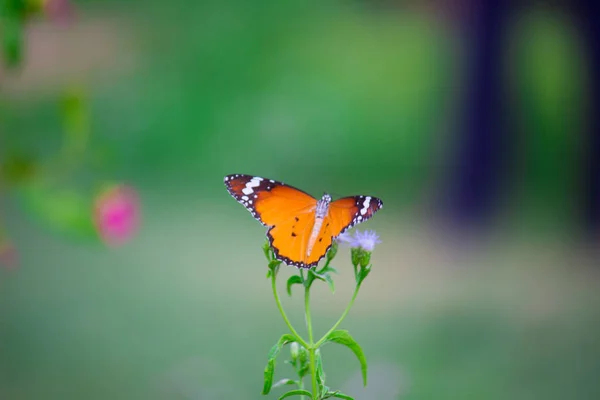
[1,0,599,399]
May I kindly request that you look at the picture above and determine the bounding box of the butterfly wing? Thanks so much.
[304,195,383,266]
[224,174,317,226]
[267,211,317,268]
[224,174,318,267]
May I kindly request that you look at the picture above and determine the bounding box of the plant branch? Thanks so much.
[271,274,309,348]
[315,283,361,348]
[305,285,318,399]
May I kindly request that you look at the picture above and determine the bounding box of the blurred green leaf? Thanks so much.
[60,87,90,157]
[286,275,303,296]
[277,389,312,399]
[262,333,296,395]
[17,184,96,240]
[268,259,282,278]
[0,153,37,185]
[324,273,335,294]
[309,269,335,293]
[263,240,272,261]
[320,265,338,275]
[1,13,23,67]
[324,330,367,386]
[315,349,326,397]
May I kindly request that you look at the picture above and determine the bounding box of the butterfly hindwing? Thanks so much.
[267,211,316,268]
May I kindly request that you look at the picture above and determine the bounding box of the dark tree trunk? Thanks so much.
[446,1,511,230]
[571,1,600,239]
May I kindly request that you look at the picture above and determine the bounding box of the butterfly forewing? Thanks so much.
[224,174,317,226]
[328,195,384,234]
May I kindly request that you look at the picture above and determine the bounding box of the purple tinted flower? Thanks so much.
[335,232,355,246]
[336,230,381,252]
[353,230,381,252]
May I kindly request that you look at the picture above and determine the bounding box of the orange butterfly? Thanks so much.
[224,174,383,268]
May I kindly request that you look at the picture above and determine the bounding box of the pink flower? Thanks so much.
[94,184,140,246]
[0,240,18,269]
[43,0,75,25]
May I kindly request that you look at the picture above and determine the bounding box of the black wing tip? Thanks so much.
[224,173,244,183]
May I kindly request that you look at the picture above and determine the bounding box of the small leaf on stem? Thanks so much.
[286,275,303,296]
[324,273,335,294]
[324,330,368,386]
[268,259,282,277]
[320,265,338,275]
[263,240,272,261]
[277,389,313,399]
[262,334,296,395]
[315,349,326,397]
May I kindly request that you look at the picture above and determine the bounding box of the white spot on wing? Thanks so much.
[360,196,371,215]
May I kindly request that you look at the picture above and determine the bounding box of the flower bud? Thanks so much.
[351,247,362,267]
[359,251,371,268]
[326,240,338,262]
[290,342,300,362]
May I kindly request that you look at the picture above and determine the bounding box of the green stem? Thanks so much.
[315,283,361,347]
[305,286,318,400]
[271,274,309,349]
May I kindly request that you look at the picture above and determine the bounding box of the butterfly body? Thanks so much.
[224,174,382,268]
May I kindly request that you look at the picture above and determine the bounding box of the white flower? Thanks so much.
[336,230,381,252]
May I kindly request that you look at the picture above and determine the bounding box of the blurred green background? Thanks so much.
[1,0,599,399]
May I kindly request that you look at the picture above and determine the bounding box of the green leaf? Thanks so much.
[321,265,338,275]
[324,391,354,400]
[0,153,37,185]
[309,269,326,282]
[324,330,368,386]
[315,349,326,396]
[324,273,335,294]
[309,269,335,293]
[286,275,303,296]
[262,240,272,261]
[268,259,281,277]
[61,87,90,158]
[2,14,23,67]
[272,378,297,389]
[262,334,296,395]
[304,268,316,288]
[16,184,96,241]
[326,240,338,261]
[277,389,313,399]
